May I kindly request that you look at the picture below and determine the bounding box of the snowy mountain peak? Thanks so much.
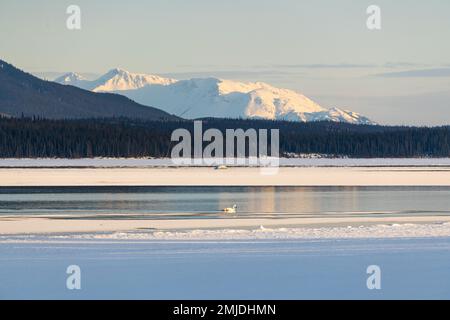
[101,68,132,79]
[55,72,86,84]
[110,67,126,74]
[55,69,376,125]
[93,68,177,92]
[55,68,177,92]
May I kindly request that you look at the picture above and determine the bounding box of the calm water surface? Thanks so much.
[0,186,449,219]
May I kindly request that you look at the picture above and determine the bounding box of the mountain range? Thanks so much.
[0,58,375,125]
[0,60,177,121]
[55,68,177,92]
[55,69,376,124]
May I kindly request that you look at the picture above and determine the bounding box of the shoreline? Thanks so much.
[2,214,450,236]
[2,157,450,168]
[1,166,450,186]
[2,165,450,238]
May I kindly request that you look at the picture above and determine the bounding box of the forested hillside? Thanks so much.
[0,59,177,121]
[1,117,449,158]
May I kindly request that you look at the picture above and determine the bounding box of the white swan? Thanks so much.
[223,204,237,213]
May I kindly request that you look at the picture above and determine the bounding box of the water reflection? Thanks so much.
[0,186,449,219]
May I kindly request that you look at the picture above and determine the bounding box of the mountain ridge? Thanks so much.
[56,68,376,125]
[0,59,178,121]
[55,68,177,92]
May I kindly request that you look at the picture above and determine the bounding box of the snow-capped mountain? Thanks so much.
[55,68,176,92]
[55,69,375,124]
[54,72,91,89]
[0,59,177,121]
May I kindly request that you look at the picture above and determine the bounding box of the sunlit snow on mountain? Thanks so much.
[55,69,376,124]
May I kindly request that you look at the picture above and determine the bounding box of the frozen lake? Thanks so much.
[1,186,450,299]
[1,237,450,299]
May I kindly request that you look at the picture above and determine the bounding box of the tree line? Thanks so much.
[0,116,449,158]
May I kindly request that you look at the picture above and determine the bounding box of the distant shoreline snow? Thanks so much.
[1,157,450,168]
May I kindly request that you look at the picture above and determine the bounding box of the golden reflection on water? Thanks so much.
[217,186,362,215]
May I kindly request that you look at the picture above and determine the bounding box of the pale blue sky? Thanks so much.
[1,0,450,125]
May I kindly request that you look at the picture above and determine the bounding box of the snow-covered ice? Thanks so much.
[4,222,446,241]
[1,235,449,299]
[2,157,450,168]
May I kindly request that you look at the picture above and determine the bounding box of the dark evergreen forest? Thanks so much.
[0,116,449,158]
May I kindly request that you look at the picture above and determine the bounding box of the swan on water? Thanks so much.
[223,204,237,213]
